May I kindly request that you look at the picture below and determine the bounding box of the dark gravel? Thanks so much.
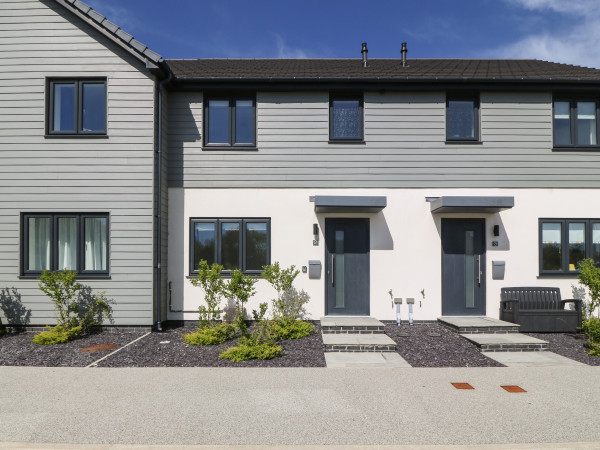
[97,324,326,368]
[526,332,600,366]
[0,330,144,367]
[385,323,504,367]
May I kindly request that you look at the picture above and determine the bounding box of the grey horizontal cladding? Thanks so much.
[311,195,387,213]
[429,196,515,214]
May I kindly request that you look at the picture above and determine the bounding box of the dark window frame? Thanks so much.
[21,212,110,278]
[329,93,364,142]
[445,93,480,142]
[189,218,270,276]
[203,95,256,148]
[552,96,600,149]
[539,218,600,276]
[47,78,107,136]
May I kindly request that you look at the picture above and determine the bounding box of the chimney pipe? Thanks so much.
[361,42,368,68]
[401,42,407,67]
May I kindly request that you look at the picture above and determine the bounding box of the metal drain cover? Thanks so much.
[80,343,117,353]
[452,382,474,390]
[501,385,526,393]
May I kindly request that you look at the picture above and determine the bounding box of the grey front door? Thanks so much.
[442,218,486,316]
[325,218,370,316]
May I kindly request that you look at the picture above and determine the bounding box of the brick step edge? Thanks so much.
[479,343,548,352]
[324,344,396,352]
[322,326,385,334]
[439,322,519,334]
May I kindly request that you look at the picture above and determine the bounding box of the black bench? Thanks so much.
[500,287,582,333]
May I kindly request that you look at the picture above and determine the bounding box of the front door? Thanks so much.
[325,218,370,316]
[441,218,486,316]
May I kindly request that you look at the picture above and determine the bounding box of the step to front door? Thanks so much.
[320,316,385,334]
[438,317,520,334]
[322,333,396,352]
[461,333,548,352]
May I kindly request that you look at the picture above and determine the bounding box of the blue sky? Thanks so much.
[85,0,600,68]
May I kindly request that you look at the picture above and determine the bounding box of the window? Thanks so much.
[329,94,363,141]
[190,218,270,274]
[553,98,599,148]
[22,213,109,276]
[446,95,479,141]
[539,219,600,275]
[204,96,256,147]
[48,79,106,135]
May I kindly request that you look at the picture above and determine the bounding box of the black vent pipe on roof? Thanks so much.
[362,42,368,68]
[401,42,407,67]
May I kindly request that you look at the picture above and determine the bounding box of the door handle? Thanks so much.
[477,255,482,286]
[331,254,334,286]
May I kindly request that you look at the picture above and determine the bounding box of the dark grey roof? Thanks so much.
[53,0,162,65]
[166,58,600,82]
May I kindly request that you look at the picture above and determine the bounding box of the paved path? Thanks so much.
[1,366,599,446]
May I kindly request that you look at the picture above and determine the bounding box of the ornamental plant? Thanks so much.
[577,258,600,319]
[189,260,226,328]
[33,270,112,345]
[224,268,257,338]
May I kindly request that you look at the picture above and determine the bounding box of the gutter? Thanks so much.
[156,65,173,332]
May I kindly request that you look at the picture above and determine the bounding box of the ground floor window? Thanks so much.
[190,218,270,275]
[539,218,600,274]
[22,213,109,277]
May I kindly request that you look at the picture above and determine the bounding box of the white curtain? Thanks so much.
[28,217,51,271]
[84,217,107,271]
[58,217,77,270]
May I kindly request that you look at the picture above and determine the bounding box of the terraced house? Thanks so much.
[2,0,600,330]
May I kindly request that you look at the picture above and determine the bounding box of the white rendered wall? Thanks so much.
[168,188,597,321]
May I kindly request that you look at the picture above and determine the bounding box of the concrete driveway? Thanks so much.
[0,366,599,446]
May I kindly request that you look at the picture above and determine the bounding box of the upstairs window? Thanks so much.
[446,95,479,141]
[204,96,256,147]
[553,98,599,148]
[48,79,106,135]
[539,219,600,275]
[329,94,363,141]
[22,213,109,277]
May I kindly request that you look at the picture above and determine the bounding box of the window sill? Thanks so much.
[45,134,108,139]
[202,146,258,151]
[328,140,366,144]
[537,273,579,278]
[552,146,600,152]
[19,275,111,280]
[445,140,482,145]
[187,274,264,279]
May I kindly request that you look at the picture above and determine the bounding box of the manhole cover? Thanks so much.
[80,343,117,353]
[501,385,526,393]
[451,382,474,390]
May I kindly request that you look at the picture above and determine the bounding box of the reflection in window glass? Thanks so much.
[245,222,267,270]
[220,222,240,270]
[577,102,597,145]
[82,83,105,132]
[84,217,108,271]
[193,222,216,268]
[58,217,77,271]
[554,101,571,146]
[52,83,76,132]
[28,217,51,271]
[331,99,361,139]
[568,223,585,271]
[542,222,562,271]
[235,100,254,144]
[208,100,230,144]
[447,100,475,139]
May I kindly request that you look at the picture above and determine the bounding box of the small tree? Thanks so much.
[189,260,225,327]
[262,262,300,319]
[578,258,600,319]
[224,268,257,338]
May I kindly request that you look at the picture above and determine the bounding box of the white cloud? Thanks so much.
[491,0,600,68]
[274,34,309,58]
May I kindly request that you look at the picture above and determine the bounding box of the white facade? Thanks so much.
[168,187,595,321]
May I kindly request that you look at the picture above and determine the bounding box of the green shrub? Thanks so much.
[183,324,235,346]
[269,318,314,340]
[32,325,82,345]
[224,268,257,338]
[582,318,600,342]
[219,337,282,362]
[577,258,600,318]
[587,342,600,357]
[189,261,226,327]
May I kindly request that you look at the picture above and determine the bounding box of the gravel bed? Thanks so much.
[97,324,326,368]
[526,332,600,366]
[385,323,504,367]
[0,330,145,367]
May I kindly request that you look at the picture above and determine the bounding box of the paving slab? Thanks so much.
[439,317,518,328]
[462,333,547,346]
[320,316,383,327]
[322,333,395,346]
[325,352,411,368]
[483,351,586,367]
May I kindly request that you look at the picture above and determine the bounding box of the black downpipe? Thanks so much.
[156,69,172,332]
